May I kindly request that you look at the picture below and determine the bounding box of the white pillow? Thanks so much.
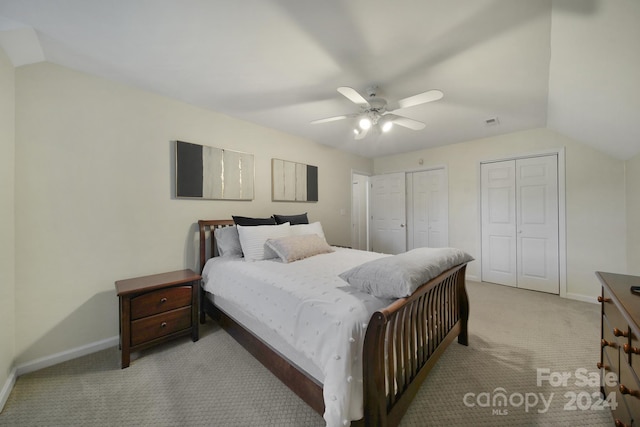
[265,234,333,263]
[290,221,326,240]
[237,222,291,261]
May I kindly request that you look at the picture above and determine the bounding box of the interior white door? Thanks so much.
[481,161,517,287]
[516,156,559,293]
[481,155,559,294]
[410,169,448,249]
[351,173,369,251]
[371,173,406,254]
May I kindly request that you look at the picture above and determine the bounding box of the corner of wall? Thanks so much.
[0,45,16,413]
[0,368,17,413]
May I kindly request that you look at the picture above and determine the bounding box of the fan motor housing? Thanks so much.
[367,97,387,111]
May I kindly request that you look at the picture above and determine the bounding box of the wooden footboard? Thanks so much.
[197,220,469,427]
[362,263,469,426]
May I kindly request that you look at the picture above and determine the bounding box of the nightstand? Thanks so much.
[115,269,200,368]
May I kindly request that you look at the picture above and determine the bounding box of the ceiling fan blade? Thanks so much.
[354,126,370,140]
[310,114,352,124]
[396,89,443,109]
[337,86,370,107]
[385,113,426,130]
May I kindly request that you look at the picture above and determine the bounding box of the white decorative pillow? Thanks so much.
[237,222,291,261]
[339,247,474,299]
[266,234,333,263]
[290,221,326,240]
[214,226,243,257]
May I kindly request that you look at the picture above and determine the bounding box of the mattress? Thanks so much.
[201,247,392,427]
[205,291,325,381]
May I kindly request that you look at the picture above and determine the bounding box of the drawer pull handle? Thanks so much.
[623,343,640,355]
[598,296,611,303]
[161,322,167,328]
[160,297,167,303]
[602,338,617,349]
[614,328,629,337]
[597,362,609,370]
[620,384,640,399]
[615,419,631,427]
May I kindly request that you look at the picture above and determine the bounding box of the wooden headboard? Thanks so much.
[198,219,235,273]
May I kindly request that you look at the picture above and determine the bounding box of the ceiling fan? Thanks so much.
[311,86,443,139]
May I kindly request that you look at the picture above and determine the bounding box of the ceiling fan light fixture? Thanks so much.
[311,85,440,138]
[359,117,372,130]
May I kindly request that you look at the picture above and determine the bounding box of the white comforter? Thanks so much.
[202,247,392,427]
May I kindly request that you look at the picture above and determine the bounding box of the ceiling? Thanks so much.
[0,0,638,159]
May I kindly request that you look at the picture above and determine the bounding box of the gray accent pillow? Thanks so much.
[339,247,474,299]
[214,226,243,257]
[273,213,309,225]
[265,234,333,263]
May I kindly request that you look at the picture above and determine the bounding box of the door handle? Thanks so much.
[400,224,405,228]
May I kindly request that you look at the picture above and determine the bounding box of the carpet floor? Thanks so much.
[0,281,614,426]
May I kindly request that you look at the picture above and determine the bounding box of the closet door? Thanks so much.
[410,169,448,249]
[371,173,406,254]
[480,155,559,294]
[516,156,559,293]
[481,161,517,287]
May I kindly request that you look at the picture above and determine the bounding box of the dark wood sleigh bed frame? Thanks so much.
[198,219,469,427]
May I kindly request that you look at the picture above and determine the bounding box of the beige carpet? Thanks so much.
[0,281,613,426]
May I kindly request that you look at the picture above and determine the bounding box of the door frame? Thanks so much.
[477,147,568,298]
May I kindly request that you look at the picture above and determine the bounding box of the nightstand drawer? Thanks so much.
[131,306,192,346]
[130,285,192,320]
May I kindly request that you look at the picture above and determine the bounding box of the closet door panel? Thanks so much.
[410,169,448,249]
[371,173,406,254]
[481,161,517,287]
[516,156,559,294]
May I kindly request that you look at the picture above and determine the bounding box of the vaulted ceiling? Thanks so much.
[0,0,638,159]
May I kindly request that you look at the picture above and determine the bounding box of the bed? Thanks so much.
[198,219,470,427]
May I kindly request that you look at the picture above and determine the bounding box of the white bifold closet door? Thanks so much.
[371,173,406,254]
[481,155,559,294]
[408,169,449,249]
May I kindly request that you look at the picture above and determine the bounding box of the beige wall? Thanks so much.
[374,128,626,300]
[627,153,640,274]
[0,47,16,395]
[13,62,372,364]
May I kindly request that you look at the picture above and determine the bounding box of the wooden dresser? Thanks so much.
[597,271,640,426]
[116,269,200,368]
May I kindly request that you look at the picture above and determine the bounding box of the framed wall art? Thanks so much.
[271,158,318,202]
[176,140,254,200]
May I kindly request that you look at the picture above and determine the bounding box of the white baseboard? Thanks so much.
[1,336,117,412]
[15,335,119,377]
[0,367,17,413]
